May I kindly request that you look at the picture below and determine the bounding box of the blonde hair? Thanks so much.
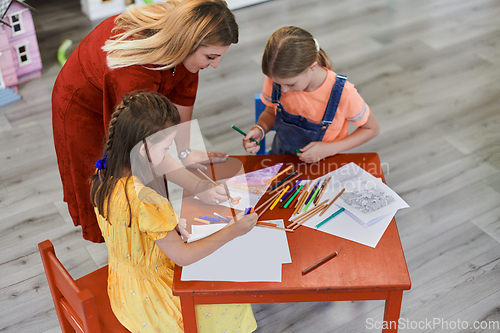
[262,26,332,79]
[103,0,238,69]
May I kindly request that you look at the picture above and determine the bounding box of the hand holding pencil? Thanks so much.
[237,125,263,154]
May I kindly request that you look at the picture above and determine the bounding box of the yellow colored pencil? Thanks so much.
[270,185,289,210]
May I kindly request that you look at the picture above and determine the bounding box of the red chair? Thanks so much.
[38,240,130,333]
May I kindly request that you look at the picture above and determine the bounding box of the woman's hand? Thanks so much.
[243,128,263,154]
[297,141,337,163]
[181,149,228,171]
[196,180,229,205]
[227,212,258,237]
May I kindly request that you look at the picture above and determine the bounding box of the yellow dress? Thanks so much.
[95,177,257,333]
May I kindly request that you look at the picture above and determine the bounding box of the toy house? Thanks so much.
[0,0,42,106]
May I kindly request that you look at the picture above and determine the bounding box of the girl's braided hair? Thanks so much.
[90,91,181,226]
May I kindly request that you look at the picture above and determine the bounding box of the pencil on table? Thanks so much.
[269,172,302,195]
[269,170,298,191]
[303,184,321,212]
[302,251,338,275]
[288,183,306,209]
[270,185,289,210]
[294,187,310,215]
[315,177,331,205]
[283,184,304,209]
[255,191,280,213]
[256,223,294,232]
[280,179,302,202]
[194,217,211,224]
[294,181,311,208]
[258,193,281,218]
[288,200,328,230]
[265,165,293,185]
[319,188,346,216]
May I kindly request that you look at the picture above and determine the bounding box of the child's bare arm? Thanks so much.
[243,106,276,154]
[154,213,258,266]
[298,112,380,163]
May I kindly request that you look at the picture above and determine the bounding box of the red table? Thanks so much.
[173,153,411,333]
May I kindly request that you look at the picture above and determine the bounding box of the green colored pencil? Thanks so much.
[231,125,260,145]
[316,207,345,228]
[283,185,304,209]
[303,185,321,212]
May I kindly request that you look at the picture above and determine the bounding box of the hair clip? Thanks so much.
[95,154,108,170]
[313,38,320,52]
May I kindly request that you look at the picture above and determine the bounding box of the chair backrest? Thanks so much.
[255,93,270,155]
[39,240,101,333]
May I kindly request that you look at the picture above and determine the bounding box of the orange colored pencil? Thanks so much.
[265,165,293,185]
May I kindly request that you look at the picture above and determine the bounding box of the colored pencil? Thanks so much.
[214,212,230,222]
[202,216,220,223]
[231,125,260,145]
[303,184,321,212]
[319,188,346,216]
[194,217,211,224]
[295,189,309,215]
[289,200,328,230]
[294,181,311,208]
[269,172,302,195]
[257,221,277,227]
[302,251,338,275]
[302,180,319,210]
[288,182,306,209]
[269,170,298,191]
[265,165,293,185]
[256,223,294,232]
[283,185,304,209]
[270,185,289,210]
[258,195,280,218]
[255,192,280,213]
[315,177,331,205]
[316,207,345,228]
[280,179,302,202]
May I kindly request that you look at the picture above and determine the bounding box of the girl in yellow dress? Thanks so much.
[90,91,258,332]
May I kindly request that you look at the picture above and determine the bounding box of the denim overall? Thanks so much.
[269,74,347,155]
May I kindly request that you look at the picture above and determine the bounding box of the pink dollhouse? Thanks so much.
[0,0,42,106]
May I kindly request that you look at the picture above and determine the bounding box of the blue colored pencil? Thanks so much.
[214,212,230,222]
[280,179,302,202]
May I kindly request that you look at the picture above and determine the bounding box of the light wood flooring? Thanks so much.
[1,0,500,332]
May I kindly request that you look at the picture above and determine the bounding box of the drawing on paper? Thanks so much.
[225,163,283,195]
[340,178,396,214]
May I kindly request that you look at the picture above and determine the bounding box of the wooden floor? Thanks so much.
[1,0,500,332]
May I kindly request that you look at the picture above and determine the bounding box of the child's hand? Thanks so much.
[227,212,258,237]
[177,218,190,242]
[297,142,336,163]
[243,128,262,154]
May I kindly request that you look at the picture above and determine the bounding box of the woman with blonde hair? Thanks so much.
[52,0,237,243]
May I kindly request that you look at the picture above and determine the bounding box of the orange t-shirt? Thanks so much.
[260,70,370,142]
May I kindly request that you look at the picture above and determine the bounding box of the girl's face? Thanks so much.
[270,63,316,93]
[182,45,231,73]
[144,130,177,167]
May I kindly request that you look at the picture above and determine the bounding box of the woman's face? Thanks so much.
[182,45,231,73]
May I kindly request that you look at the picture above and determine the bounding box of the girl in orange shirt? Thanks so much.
[243,26,380,163]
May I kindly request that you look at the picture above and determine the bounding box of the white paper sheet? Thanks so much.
[328,163,409,224]
[301,204,396,248]
[181,220,290,282]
